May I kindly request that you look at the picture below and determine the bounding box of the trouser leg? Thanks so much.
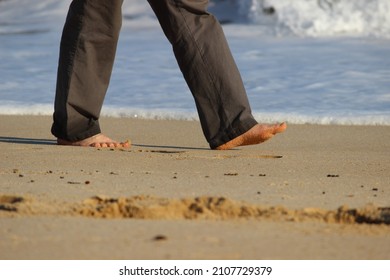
[51,0,123,141]
[147,0,258,149]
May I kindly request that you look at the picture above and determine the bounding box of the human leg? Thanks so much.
[51,0,128,147]
[147,0,285,149]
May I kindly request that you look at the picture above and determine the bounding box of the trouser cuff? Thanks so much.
[209,118,258,149]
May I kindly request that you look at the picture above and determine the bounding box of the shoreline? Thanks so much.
[1,115,389,259]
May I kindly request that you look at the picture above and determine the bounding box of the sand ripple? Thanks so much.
[1,194,389,225]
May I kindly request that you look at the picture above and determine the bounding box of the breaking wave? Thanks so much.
[210,0,390,38]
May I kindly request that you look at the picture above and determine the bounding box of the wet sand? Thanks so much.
[0,115,389,259]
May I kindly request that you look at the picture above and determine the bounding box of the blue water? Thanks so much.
[1,0,390,125]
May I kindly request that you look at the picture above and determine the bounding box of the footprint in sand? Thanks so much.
[0,195,25,212]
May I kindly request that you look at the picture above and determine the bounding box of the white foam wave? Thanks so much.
[211,0,390,38]
[1,104,389,126]
[0,103,53,116]
[1,0,389,38]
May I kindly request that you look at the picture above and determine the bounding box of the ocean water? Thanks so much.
[0,0,389,125]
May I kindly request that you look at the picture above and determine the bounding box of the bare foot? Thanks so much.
[57,133,131,148]
[215,122,287,150]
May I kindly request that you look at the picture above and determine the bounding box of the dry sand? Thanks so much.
[0,115,389,259]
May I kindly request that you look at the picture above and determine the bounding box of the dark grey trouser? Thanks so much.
[51,0,258,149]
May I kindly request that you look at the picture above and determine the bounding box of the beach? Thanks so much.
[1,0,390,264]
[0,115,389,259]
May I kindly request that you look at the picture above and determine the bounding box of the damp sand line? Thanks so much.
[0,194,389,225]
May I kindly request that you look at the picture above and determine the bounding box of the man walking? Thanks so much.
[51,0,286,149]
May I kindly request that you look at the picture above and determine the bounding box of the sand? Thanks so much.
[0,115,389,259]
